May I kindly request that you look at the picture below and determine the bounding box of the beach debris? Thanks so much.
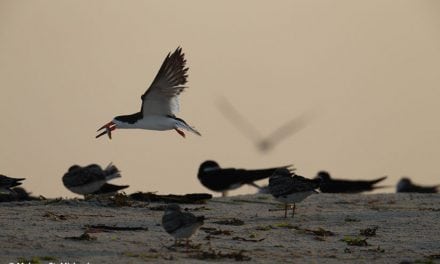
[344,216,361,222]
[364,246,385,253]
[274,222,299,229]
[212,218,244,226]
[84,224,148,232]
[304,227,335,237]
[109,193,133,207]
[360,226,378,237]
[232,236,265,242]
[255,225,274,231]
[186,206,211,211]
[42,211,71,221]
[65,232,97,241]
[190,249,251,261]
[341,236,369,246]
[130,192,212,204]
[201,227,232,235]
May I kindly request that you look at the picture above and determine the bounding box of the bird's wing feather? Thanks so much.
[141,47,188,116]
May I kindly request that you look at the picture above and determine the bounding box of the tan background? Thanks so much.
[0,0,439,197]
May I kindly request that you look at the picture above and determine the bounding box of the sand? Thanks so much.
[1,193,439,263]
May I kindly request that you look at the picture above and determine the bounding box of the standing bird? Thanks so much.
[316,171,387,193]
[197,160,292,197]
[269,168,320,218]
[62,163,125,196]
[96,47,201,139]
[0,175,25,194]
[397,177,439,193]
[162,204,204,249]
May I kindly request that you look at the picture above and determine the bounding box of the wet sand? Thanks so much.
[1,193,439,263]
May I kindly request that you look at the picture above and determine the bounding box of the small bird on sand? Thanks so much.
[269,168,320,218]
[197,160,292,197]
[62,163,124,196]
[162,204,204,249]
[396,177,439,193]
[316,171,387,193]
[96,47,201,139]
[0,175,25,194]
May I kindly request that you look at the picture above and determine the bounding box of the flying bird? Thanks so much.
[269,168,320,218]
[316,171,387,193]
[0,175,25,194]
[96,47,201,139]
[162,204,204,250]
[396,177,439,193]
[62,163,124,196]
[217,97,314,153]
[197,160,292,197]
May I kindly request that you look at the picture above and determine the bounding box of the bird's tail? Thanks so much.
[104,163,121,181]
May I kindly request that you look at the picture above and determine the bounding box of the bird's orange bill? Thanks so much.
[96,121,116,139]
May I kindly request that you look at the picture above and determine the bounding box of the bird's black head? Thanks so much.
[317,171,331,182]
[68,165,82,172]
[114,112,143,124]
[198,160,221,175]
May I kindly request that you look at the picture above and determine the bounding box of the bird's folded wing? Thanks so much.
[141,47,188,116]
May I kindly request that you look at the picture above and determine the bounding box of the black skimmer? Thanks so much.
[197,160,292,197]
[0,187,38,202]
[62,163,123,196]
[96,47,201,139]
[316,171,387,193]
[162,204,204,249]
[0,175,25,194]
[397,177,439,193]
[217,97,314,153]
[268,168,320,218]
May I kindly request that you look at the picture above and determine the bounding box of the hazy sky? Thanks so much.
[1,0,439,197]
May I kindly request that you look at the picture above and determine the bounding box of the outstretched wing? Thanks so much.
[141,47,188,116]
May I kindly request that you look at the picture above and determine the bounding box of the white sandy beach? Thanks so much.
[1,193,439,263]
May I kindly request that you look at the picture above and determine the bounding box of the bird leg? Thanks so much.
[175,128,186,138]
[291,203,296,218]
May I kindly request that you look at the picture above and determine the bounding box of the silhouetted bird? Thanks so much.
[62,163,123,196]
[162,204,204,249]
[0,174,25,193]
[316,171,387,193]
[96,47,200,139]
[0,187,38,202]
[269,168,320,218]
[396,177,439,193]
[198,160,292,197]
[217,97,315,153]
